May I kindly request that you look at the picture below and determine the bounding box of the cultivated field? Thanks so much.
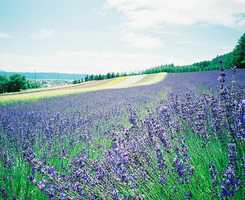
[0,70,244,200]
[0,73,166,105]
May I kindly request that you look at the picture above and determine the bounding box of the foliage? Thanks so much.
[0,74,41,94]
[143,53,234,74]
[143,33,244,74]
[0,75,8,93]
[6,74,28,92]
[73,72,128,84]
[232,33,245,68]
[26,80,42,89]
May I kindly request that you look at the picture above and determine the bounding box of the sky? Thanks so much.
[0,0,244,74]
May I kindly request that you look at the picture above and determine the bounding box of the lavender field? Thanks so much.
[0,69,245,200]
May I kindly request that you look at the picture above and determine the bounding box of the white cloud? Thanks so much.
[122,32,161,48]
[31,29,54,40]
[104,0,245,49]
[105,0,245,30]
[1,46,228,73]
[0,32,13,39]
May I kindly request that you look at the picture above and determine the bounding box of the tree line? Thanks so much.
[1,33,244,91]
[72,72,131,84]
[143,53,232,74]
[0,74,41,93]
[143,33,245,74]
[72,32,244,84]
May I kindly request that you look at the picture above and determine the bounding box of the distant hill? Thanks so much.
[0,71,85,80]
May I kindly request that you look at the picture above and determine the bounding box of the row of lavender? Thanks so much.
[0,73,170,200]
[0,68,245,199]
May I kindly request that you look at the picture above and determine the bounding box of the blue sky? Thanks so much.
[0,0,244,73]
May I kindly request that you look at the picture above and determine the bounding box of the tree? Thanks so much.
[85,75,89,82]
[72,80,78,84]
[106,73,111,79]
[232,33,245,68]
[6,74,27,92]
[89,75,94,81]
[0,75,8,93]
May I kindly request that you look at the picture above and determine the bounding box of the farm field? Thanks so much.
[0,69,245,200]
[0,73,166,105]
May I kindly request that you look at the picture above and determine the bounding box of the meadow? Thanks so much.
[0,69,244,200]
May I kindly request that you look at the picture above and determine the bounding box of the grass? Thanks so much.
[129,129,244,200]
[0,131,47,200]
[0,89,166,199]
[0,73,166,105]
[1,107,244,199]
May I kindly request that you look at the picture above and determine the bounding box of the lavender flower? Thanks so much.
[237,99,245,139]
[228,143,237,166]
[128,107,138,127]
[209,161,218,197]
[0,68,245,199]
[173,137,194,184]
[220,166,240,200]
[1,188,7,200]
[156,148,166,170]
[37,180,46,190]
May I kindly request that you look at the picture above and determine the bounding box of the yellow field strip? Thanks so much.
[133,73,166,87]
[0,73,166,104]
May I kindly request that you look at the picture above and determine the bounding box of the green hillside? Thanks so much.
[144,33,245,74]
